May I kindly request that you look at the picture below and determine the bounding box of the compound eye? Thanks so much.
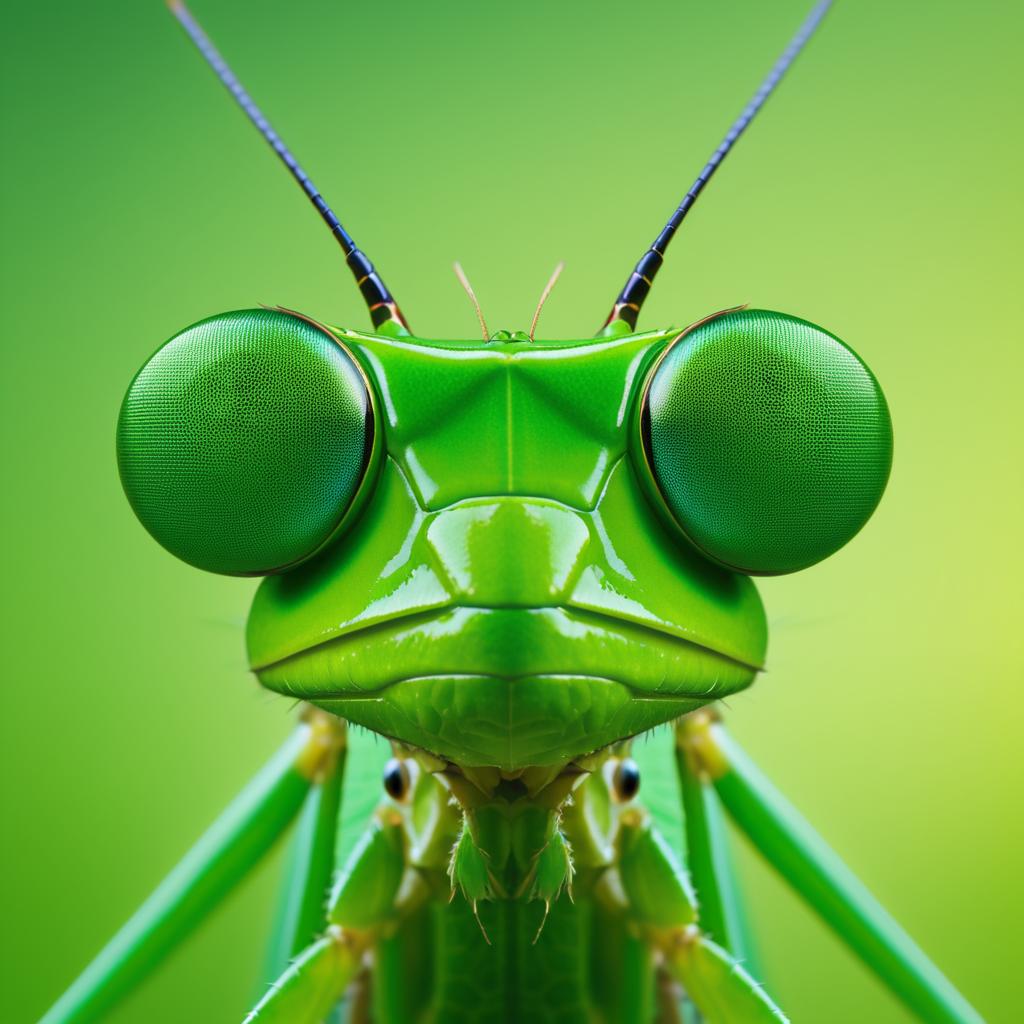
[641,309,892,575]
[117,309,375,576]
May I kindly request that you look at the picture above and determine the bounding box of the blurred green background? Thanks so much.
[3,0,1021,1020]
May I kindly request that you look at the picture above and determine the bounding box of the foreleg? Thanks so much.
[244,812,413,1023]
[680,711,983,1024]
[40,711,342,1024]
[676,731,758,969]
[262,724,346,981]
[617,814,788,1023]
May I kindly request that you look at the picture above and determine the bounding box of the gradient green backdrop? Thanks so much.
[3,1,1021,1021]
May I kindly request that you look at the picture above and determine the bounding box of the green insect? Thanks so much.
[41,1,983,1022]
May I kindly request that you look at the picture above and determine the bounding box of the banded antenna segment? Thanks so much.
[601,0,833,333]
[168,1,409,333]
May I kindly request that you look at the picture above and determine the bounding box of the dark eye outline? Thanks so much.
[629,307,745,571]
[630,306,892,577]
[261,307,384,576]
[118,307,384,577]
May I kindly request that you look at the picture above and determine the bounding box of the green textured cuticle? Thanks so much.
[116,308,372,576]
[644,309,893,575]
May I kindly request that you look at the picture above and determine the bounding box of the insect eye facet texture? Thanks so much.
[642,308,893,575]
[117,308,372,576]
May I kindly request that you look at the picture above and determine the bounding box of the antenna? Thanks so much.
[600,0,833,332]
[167,1,409,332]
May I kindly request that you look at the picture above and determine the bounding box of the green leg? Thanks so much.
[683,713,983,1024]
[246,812,411,1023]
[617,814,788,1023]
[676,733,758,971]
[663,934,785,1024]
[371,932,409,1023]
[591,896,656,1024]
[41,711,344,1024]
[245,929,365,1024]
[262,722,346,983]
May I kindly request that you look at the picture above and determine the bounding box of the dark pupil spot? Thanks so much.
[616,758,641,800]
[383,758,407,799]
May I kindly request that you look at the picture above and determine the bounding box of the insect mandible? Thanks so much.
[40,1,984,1022]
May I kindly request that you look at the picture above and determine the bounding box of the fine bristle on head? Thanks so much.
[453,262,490,340]
[530,262,565,342]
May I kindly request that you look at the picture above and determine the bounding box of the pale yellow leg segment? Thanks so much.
[617,813,788,1023]
[244,807,411,1023]
[681,712,983,1024]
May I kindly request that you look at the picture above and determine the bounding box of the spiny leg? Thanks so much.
[616,812,788,1023]
[680,711,984,1024]
[261,721,347,986]
[676,727,759,971]
[40,710,343,1024]
[245,811,416,1023]
[245,930,366,1024]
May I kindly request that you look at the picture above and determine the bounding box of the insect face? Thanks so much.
[239,325,767,770]
[119,302,891,771]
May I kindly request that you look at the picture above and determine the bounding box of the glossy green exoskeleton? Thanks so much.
[41,2,982,1023]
